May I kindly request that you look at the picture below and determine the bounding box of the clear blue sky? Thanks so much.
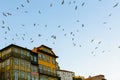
[0,0,120,80]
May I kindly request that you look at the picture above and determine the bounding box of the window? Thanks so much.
[6,71,10,79]
[43,66,46,74]
[2,51,5,57]
[13,70,18,80]
[14,58,18,65]
[27,52,30,57]
[39,64,43,73]
[20,59,24,66]
[7,59,10,66]
[52,58,55,64]
[7,48,11,54]
[32,75,34,80]
[48,67,51,75]
[21,71,24,78]
[38,54,43,60]
[53,69,57,76]
[35,76,38,80]
[27,62,30,68]
[43,55,46,61]
[34,66,37,72]
[2,62,4,68]
[21,50,24,58]
[34,56,37,62]
[31,55,33,61]
[14,48,18,53]
[47,56,50,62]
[27,73,30,80]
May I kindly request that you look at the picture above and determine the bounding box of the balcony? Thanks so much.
[38,69,59,78]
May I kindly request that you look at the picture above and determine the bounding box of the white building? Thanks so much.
[57,70,75,80]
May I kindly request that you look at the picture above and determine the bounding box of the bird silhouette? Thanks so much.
[3,12,7,17]
[50,3,53,7]
[21,4,24,7]
[113,2,119,8]
[2,20,5,24]
[7,27,10,31]
[7,12,12,16]
[26,0,30,3]
[61,0,64,5]
[75,6,77,10]
[82,24,84,27]
[81,2,85,6]
[38,10,41,14]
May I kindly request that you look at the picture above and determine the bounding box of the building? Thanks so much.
[85,75,106,80]
[73,76,85,80]
[32,45,59,80]
[57,70,75,80]
[0,44,34,80]
[0,44,59,80]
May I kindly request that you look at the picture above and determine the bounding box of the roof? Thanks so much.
[35,44,58,58]
[0,44,37,54]
[58,69,74,73]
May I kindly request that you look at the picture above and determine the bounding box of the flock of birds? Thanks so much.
[0,0,120,56]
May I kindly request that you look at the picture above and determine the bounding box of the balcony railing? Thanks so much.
[38,69,58,78]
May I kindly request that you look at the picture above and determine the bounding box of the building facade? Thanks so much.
[32,45,59,80]
[85,75,106,80]
[73,76,85,80]
[57,70,75,80]
[0,44,59,80]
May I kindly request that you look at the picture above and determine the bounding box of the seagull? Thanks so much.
[26,0,30,3]
[1,26,5,28]
[38,34,41,37]
[21,4,24,7]
[50,3,53,7]
[81,2,85,6]
[7,12,12,16]
[16,7,19,10]
[75,6,77,10]
[38,10,41,14]
[61,0,64,5]
[3,12,7,17]
[2,20,4,24]
[98,41,102,44]
[7,27,10,31]
[113,2,119,8]
[82,24,84,27]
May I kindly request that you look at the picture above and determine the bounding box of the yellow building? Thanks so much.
[73,76,85,80]
[32,45,59,80]
[0,44,39,80]
[85,75,106,80]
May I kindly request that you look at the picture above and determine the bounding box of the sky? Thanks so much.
[0,0,120,80]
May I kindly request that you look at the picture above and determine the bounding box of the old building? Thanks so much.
[57,70,75,80]
[73,76,85,80]
[32,45,59,80]
[0,44,33,80]
[85,75,106,80]
[0,44,59,80]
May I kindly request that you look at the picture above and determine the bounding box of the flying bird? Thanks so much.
[61,0,64,5]
[75,6,77,10]
[81,2,85,6]
[2,20,4,24]
[26,0,30,3]
[38,10,41,14]
[113,2,119,8]
[82,24,84,27]
[7,12,12,16]
[3,12,7,17]
[21,4,24,7]
[50,3,53,7]
[7,27,10,31]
